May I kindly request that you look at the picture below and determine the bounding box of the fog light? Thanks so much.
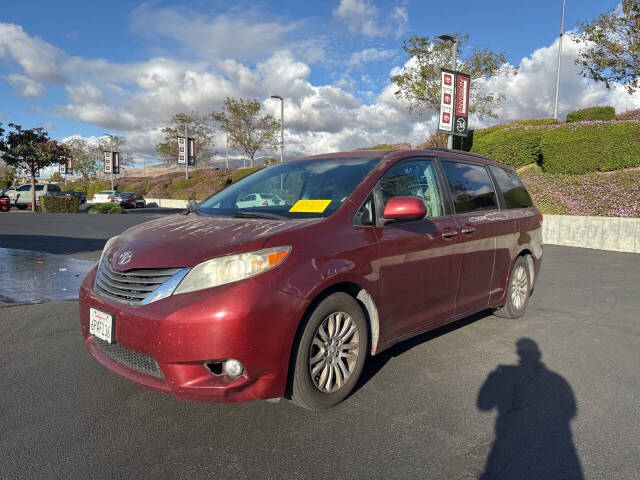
[222,359,244,378]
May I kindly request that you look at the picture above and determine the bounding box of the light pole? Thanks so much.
[226,132,229,169]
[270,95,284,163]
[554,0,566,120]
[438,34,457,150]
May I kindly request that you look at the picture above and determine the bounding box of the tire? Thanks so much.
[16,204,27,210]
[291,292,369,410]
[494,256,531,319]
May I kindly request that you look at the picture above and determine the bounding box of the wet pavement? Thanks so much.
[0,248,95,304]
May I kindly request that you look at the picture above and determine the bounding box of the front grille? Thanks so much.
[95,261,181,305]
[94,338,164,379]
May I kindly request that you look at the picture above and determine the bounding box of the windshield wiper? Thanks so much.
[233,211,289,220]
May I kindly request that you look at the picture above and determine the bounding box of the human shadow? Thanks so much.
[477,338,583,480]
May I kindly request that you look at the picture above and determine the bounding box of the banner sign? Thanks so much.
[188,137,196,166]
[438,69,455,134]
[438,68,471,137]
[59,163,66,174]
[67,156,73,175]
[178,137,187,165]
[453,72,470,137]
[113,152,120,175]
[104,152,112,174]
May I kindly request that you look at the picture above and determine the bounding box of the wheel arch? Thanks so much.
[284,281,381,398]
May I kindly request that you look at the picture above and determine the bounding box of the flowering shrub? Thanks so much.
[521,167,640,217]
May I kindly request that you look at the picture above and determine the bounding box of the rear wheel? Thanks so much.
[291,293,368,410]
[494,256,531,319]
[16,204,27,210]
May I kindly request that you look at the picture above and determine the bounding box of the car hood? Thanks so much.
[105,214,316,270]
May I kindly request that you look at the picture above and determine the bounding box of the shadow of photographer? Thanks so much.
[477,338,583,479]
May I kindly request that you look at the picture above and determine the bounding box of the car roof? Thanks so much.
[293,148,507,169]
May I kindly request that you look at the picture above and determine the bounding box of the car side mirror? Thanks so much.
[383,196,426,221]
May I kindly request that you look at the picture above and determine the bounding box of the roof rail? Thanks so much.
[421,147,494,162]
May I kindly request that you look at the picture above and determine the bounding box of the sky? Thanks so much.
[1,0,636,167]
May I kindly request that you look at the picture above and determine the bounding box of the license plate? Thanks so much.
[89,308,114,343]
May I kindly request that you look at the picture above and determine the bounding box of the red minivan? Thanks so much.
[79,149,542,410]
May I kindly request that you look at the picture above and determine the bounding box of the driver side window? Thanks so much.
[379,159,444,218]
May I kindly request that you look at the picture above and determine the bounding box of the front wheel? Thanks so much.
[494,256,531,319]
[290,293,368,410]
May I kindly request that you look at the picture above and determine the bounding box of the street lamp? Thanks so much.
[438,34,457,150]
[554,0,566,120]
[270,95,284,163]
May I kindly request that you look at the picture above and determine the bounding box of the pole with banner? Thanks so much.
[177,136,187,173]
[185,123,189,180]
[438,68,471,144]
[104,151,112,190]
[188,137,196,168]
[453,72,470,138]
[113,152,120,175]
[438,69,456,139]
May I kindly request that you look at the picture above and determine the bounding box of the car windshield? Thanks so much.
[198,156,381,219]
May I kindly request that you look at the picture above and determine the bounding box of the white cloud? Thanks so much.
[481,34,640,126]
[348,48,396,68]
[6,73,45,98]
[129,4,297,62]
[333,0,408,38]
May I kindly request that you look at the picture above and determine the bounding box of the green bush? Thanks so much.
[0,180,11,190]
[40,195,81,213]
[540,122,640,174]
[566,106,615,123]
[88,203,127,214]
[87,181,112,196]
[471,126,543,169]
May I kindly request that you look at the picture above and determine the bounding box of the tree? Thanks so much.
[572,0,640,94]
[63,137,100,181]
[156,112,215,166]
[391,34,515,119]
[49,171,64,183]
[2,124,68,211]
[213,98,280,167]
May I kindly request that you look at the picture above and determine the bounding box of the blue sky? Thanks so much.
[0,0,633,164]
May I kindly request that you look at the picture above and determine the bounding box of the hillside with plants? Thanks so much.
[458,107,640,217]
[62,166,263,202]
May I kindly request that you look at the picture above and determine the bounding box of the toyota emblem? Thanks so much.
[117,251,133,266]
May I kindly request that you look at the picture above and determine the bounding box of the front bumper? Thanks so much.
[79,266,308,402]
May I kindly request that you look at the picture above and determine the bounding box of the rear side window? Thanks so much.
[440,161,498,214]
[48,184,61,192]
[35,185,45,191]
[488,166,533,209]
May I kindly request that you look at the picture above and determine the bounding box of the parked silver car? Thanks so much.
[13,183,63,209]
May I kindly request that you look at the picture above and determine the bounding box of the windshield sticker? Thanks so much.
[289,199,332,213]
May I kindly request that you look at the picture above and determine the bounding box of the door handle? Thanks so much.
[441,229,458,239]
[461,226,476,235]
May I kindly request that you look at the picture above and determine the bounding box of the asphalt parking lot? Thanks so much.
[1,213,639,479]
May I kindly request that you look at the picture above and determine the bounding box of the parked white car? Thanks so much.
[236,193,285,208]
[93,190,117,203]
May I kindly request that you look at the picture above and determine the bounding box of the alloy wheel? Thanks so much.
[309,311,360,393]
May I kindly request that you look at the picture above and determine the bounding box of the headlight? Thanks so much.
[100,235,119,263]
[173,246,291,295]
